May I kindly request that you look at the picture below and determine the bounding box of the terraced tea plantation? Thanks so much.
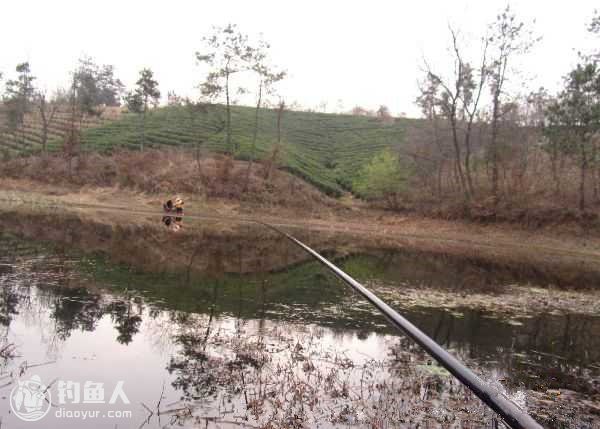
[0,108,116,155]
[1,105,407,196]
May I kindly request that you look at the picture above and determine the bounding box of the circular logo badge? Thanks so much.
[10,374,51,422]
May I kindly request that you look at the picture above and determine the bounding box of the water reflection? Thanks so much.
[0,206,598,427]
[162,216,183,232]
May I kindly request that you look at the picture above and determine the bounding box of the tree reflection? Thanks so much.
[0,285,20,327]
[106,298,143,345]
[167,280,219,401]
[51,288,104,340]
[1,217,600,426]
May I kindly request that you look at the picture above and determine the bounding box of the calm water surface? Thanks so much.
[0,205,598,428]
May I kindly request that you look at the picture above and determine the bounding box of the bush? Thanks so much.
[353,149,411,209]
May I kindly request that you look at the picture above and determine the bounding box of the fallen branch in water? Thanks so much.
[138,402,153,429]
[0,343,17,360]
[155,380,165,416]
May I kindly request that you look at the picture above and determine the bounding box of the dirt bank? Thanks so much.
[1,180,600,282]
[3,151,600,231]
[0,150,340,212]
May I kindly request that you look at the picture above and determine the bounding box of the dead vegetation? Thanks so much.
[164,317,495,428]
[0,149,337,210]
[403,118,600,228]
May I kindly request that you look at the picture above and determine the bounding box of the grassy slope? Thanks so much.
[2,105,408,196]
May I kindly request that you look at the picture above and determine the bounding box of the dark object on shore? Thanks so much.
[163,196,184,213]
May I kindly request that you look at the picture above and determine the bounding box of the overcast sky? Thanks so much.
[1,0,597,117]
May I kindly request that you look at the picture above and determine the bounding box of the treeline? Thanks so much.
[2,11,600,221]
[0,24,286,174]
[0,57,130,180]
[355,7,600,219]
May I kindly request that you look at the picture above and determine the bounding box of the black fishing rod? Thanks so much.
[257,221,543,429]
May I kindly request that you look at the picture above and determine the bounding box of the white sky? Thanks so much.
[1,0,598,117]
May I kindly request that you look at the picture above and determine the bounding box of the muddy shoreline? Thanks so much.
[1,182,599,277]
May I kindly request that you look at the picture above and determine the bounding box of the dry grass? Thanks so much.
[0,149,337,211]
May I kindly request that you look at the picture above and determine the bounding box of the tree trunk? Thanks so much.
[464,124,474,196]
[490,55,508,207]
[244,80,262,191]
[437,160,444,198]
[193,115,203,178]
[40,103,48,156]
[452,160,460,192]
[277,103,284,144]
[580,141,588,212]
[449,115,468,200]
[431,114,445,198]
[490,96,500,204]
[265,102,284,182]
[141,101,147,152]
[592,140,599,203]
[225,70,233,153]
[550,141,560,196]
[42,126,48,156]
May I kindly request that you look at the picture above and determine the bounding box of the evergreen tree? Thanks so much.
[3,62,36,145]
[125,68,160,151]
[197,24,255,153]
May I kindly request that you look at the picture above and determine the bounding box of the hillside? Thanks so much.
[1,104,408,196]
[0,106,119,155]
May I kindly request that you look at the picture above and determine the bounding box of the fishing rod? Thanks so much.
[256,220,543,429]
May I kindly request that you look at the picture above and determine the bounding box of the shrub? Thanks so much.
[353,149,411,209]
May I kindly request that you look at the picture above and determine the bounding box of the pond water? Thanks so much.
[0,204,598,428]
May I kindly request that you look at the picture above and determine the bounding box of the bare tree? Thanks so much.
[63,76,81,177]
[37,91,60,155]
[264,100,286,182]
[350,106,373,116]
[421,27,488,200]
[415,78,450,197]
[487,6,537,203]
[244,38,286,190]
